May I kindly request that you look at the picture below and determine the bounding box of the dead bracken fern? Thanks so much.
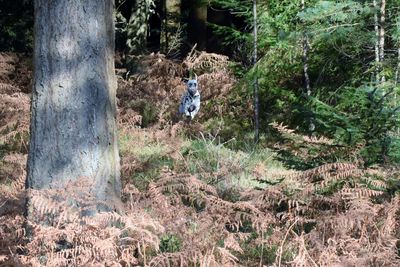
[0,93,30,150]
[118,51,235,128]
[183,45,229,73]
[271,121,332,145]
[143,169,276,266]
[0,52,32,94]
[270,121,365,164]
[18,180,164,267]
[1,52,400,267]
[256,148,398,265]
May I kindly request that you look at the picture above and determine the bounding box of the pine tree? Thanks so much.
[27,0,121,222]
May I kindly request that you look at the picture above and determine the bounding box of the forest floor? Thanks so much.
[0,52,399,266]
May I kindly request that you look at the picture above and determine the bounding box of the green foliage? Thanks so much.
[180,136,285,193]
[238,230,295,265]
[128,99,159,127]
[115,0,155,54]
[208,23,252,58]
[0,0,33,52]
[181,137,250,185]
[1,0,399,165]
[388,136,400,163]
[159,234,182,253]
[207,0,400,165]
[208,0,253,64]
[210,0,251,16]
[119,134,174,191]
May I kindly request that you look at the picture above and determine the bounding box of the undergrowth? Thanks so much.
[0,52,399,266]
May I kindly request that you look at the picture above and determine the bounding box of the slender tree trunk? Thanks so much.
[395,45,400,135]
[301,1,311,97]
[373,0,380,82]
[161,0,181,56]
[376,0,388,161]
[302,35,311,97]
[27,0,120,217]
[302,42,311,97]
[379,0,386,82]
[396,47,400,135]
[253,0,260,143]
[301,0,314,132]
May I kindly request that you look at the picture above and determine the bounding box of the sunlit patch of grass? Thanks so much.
[180,135,288,198]
[119,130,174,190]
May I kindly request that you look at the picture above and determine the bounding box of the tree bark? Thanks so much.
[373,0,380,82]
[301,0,315,132]
[253,0,260,143]
[395,47,400,86]
[301,0,311,97]
[160,0,181,56]
[396,47,400,135]
[27,0,120,212]
[379,0,386,82]
[379,0,388,161]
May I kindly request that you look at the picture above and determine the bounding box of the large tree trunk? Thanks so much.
[27,0,120,214]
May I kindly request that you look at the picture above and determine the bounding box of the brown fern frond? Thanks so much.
[0,83,21,94]
[183,48,229,73]
[216,247,238,265]
[205,195,274,233]
[252,164,299,181]
[270,121,334,145]
[299,162,361,181]
[154,170,218,197]
[366,178,388,190]
[270,121,296,135]
[302,135,333,145]
[148,251,195,267]
[0,93,30,151]
[224,233,243,253]
[0,255,7,263]
[340,187,384,200]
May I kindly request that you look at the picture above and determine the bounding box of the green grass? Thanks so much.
[131,157,174,190]
[181,136,287,190]
[119,133,174,190]
[119,129,290,195]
